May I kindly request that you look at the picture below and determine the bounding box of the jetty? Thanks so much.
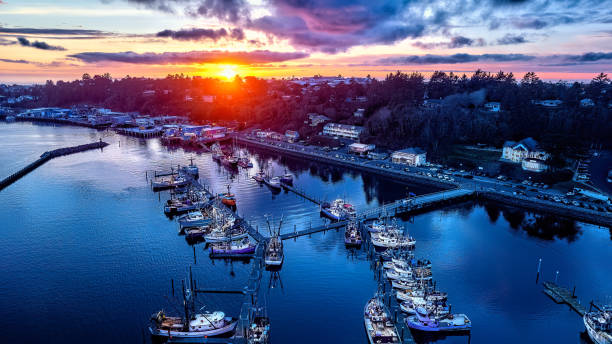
[542,281,587,316]
[0,141,109,191]
[281,182,323,205]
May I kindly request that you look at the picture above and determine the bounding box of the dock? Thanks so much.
[0,141,109,191]
[542,281,587,316]
[280,220,346,240]
[281,182,323,205]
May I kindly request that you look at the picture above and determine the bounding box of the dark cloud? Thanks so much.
[121,0,249,21]
[17,37,66,51]
[512,18,548,29]
[413,36,485,50]
[0,26,106,36]
[0,37,16,46]
[156,27,245,41]
[378,53,536,65]
[68,49,309,64]
[0,58,30,64]
[496,33,528,45]
[566,52,612,62]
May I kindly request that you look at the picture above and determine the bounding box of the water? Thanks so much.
[0,121,610,344]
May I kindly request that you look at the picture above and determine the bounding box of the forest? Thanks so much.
[2,70,611,162]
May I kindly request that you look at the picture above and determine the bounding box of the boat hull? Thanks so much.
[149,318,237,338]
[405,315,471,332]
[320,207,343,221]
[210,245,256,255]
[205,232,248,243]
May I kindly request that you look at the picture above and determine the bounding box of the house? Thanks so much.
[285,130,299,142]
[484,102,500,112]
[367,151,388,160]
[348,143,375,156]
[580,98,594,107]
[501,137,550,171]
[391,148,427,166]
[353,108,365,117]
[322,123,363,140]
[532,99,563,108]
[521,158,548,172]
[307,113,330,126]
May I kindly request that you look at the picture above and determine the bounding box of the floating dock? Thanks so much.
[0,141,109,191]
[542,281,587,316]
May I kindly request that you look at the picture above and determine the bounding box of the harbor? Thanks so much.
[0,123,610,344]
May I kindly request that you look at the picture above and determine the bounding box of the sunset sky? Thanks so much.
[1,0,611,83]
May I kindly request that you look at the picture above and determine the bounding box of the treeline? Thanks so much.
[5,70,611,159]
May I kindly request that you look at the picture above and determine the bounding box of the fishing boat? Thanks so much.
[391,279,418,290]
[178,211,211,228]
[248,316,270,343]
[219,185,237,207]
[205,228,248,243]
[364,295,401,344]
[238,156,253,168]
[400,299,450,316]
[386,268,412,281]
[265,176,281,190]
[181,157,199,176]
[320,199,355,221]
[227,155,239,166]
[164,199,209,215]
[253,170,265,182]
[279,170,293,185]
[152,175,188,191]
[371,231,416,249]
[344,220,362,247]
[584,305,612,344]
[413,267,433,281]
[150,310,238,339]
[264,218,284,267]
[405,308,471,333]
[210,238,256,255]
[185,226,208,240]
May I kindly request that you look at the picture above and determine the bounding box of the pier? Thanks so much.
[115,127,163,138]
[542,281,587,316]
[0,141,109,191]
[281,182,323,205]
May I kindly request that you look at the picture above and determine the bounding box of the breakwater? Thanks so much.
[0,141,109,191]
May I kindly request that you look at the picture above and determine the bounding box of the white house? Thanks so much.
[484,102,500,112]
[348,143,375,155]
[285,130,299,142]
[322,123,363,140]
[501,138,550,172]
[307,113,330,127]
[391,148,427,166]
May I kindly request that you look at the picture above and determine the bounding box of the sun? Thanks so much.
[219,66,237,80]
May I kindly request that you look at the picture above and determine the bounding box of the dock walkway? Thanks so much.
[0,141,109,191]
[542,281,587,316]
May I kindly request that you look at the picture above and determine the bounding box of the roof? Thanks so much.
[323,122,363,131]
[503,137,540,151]
[393,147,426,155]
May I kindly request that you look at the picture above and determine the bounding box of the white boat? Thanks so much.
[364,296,400,344]
[265,236,284,266]
[182,158,199,176]
[265,176,281,189]
[320,198,356,221]
[391,279,418,290]
[204,228,247,243]
[371,231,416,249]
[178,211,211,228]
[150,310,238,338]
[584,306,612,344]
[405,308,471,333]
[152,176,188,190]
[253,170,265,182]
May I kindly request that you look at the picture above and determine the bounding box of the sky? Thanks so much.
[0,0,611,83]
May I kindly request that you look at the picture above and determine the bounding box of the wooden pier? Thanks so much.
[281,182,323,205]
[0,141,109,191]
[280,220,346,240]
[542,281,587,316]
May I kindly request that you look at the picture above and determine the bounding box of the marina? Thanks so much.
[0,122,610,344]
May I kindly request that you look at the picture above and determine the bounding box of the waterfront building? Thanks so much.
[285,130,300,142]
[484,102,501,112]
[348,143,375,156]
[367,151,389,160]
[501,137,550,165]
[201,126,227,140]
[322,123,363,140]
[307,113,330,127]
[391,148,427,166]
[522,158,548,172]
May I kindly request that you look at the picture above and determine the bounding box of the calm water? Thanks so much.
[0,122,610,344]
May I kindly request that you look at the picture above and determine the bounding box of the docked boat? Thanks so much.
[371,231,416,249]
[265,176,281,190]
[181,157,199,176]
[391,278,418,290]
[405,308,471,333]
[280,170,293,185]
[400,298,449,316]
[164,199,209,215]
[238,156,253,168]
[227,155,239,166]
[367,217,399,233]
[344,220,362,247]
[413,267,433,281]
[584,305,612,344]
[320,199,356,221]
[265,236,284,266]
[152,175,188,191]
[219,185,237,207]
[364,295,400,344]
[248,316,270,343]
[209,238,256,255]
[386,268,412,281]
[178,211,211,228]
[253,170,265,182]
[149,310,238,339]
[185,226,208,240]
[205,227,248,243]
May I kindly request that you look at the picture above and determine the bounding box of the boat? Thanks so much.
[265,176,281,190]
[367,217,399,233]
[391,279,418,290]
[164,199,209,215]
[371,231,416,249]
[405,308,471,333]
[279,170,293,185]
[219,185,237,207]
[265,218,284,267]
[413,267,433,281]
[320,199,355,221]
[5,115,15,122]
[150,310,238,339]
[178,211,211,228]
[253,170,265,182]
[211,143,224,161]
[185,226,208,240]
[364,295,400,344]
[204,228,248,243]
[182,157,199,176]
[238,156,253,168]
[584,305,612,344]
[386,268,412,281]
[608,170,612,183]
[400,299,450,316]
[344,220,362,247]
[210,238,256,255]
[227,155,239,166]
[248,316,270,343]
[152,175,189,191]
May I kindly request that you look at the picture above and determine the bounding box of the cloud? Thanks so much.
[0,26,106,36]
[17,37,66,50]
[0,58,30,64]
[565,51,612,62]
[511,18,548,29]
[68,49,309,65]
[413,36,485,50]
[377,53,536,65]
[156,27,245,41]
[0,37,16,46]
[496,33,528,45]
